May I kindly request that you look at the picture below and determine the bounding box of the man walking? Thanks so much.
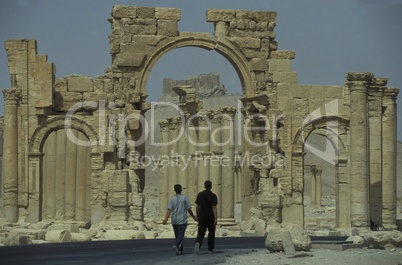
[163,184,197,255]
[194,180,218,254]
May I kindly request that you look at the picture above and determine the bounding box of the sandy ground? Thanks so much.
[156,247,402,265]
[219,248,402,265]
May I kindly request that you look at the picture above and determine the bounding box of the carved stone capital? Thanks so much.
[383,87,399,98]
[158,119,170,131]
[371,78,388,87]
[2,89,21,105]
[346,72,374,82]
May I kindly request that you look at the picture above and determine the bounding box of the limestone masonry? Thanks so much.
[0,6,400,245]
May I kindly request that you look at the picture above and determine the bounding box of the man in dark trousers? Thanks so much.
[194,180,218,254]
[163,184,197,255]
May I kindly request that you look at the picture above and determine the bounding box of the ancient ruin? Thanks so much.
[0,5,400,240]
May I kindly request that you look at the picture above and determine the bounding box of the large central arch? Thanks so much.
[139,35,256,98]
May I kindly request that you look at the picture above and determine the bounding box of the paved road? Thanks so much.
[0,237,266,265]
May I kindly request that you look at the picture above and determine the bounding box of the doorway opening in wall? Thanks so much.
[41,129,92,223]
[303,132,336,230]
[143,47,243,223]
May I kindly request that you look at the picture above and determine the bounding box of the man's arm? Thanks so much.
[162,209,171,225]
[196,204,200,220]
[187,208,198,221]
[213,205,218,225]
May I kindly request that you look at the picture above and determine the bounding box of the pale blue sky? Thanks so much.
[0,0,401,140]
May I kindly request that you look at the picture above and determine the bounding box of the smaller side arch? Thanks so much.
[29,116,98,154]
[292,116,348,153]
[292,115,350,229]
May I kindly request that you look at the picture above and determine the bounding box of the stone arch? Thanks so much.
[26,116,98,223]
[29,116,98,154]
[293,116,348,152]
[292,115,350,228]
[139,35,255,97]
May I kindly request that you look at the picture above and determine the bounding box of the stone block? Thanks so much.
[268,59,291,72]
[227,37,260,49]
[364,231,402,248]
[155,7,180,21]
[45,230,72,243]
[157,20,179,36]
[236,10,256,21]
[109,34,121,54]
[67,75,93,92]
[270,50,296,60]
[136,7,155,19]
[293,98,309,114]
[108,192,128,206]
[108,171,129,191]
[54,78,67,92]
[114,53,146,67]
[255,11,277,22]
[131,35,165,46]
[273,72,298,84]
[53,91,83,112]
[206,9,235,22]
[71,232,91,242]
[251,58,268,71]
[112,5,137,19]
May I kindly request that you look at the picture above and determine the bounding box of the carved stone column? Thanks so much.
[221,108,236,223]
[311,165,322,207]
[158,119,170,220]
[368,78,386,225]
[208,111,222,219]
[197,114,210,192]
[382,87,399,229]
[2,88,21,222]
[168,117,180,199]
[334,157,350,228]
[186,119,198,205]
[346,72,373,228]
[177,117,188,192]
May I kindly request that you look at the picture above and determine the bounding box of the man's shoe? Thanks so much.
[208,250,215,254]
[194,242,200,254]
[173,245,180,255]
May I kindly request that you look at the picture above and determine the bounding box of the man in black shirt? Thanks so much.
[194,180,218,254]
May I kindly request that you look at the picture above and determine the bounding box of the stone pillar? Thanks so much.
[168,118,179,199]
[334,157,350,228]
[310,166,316,206]
[177,118,188,192]
[221,108,236,223]
[209,112,222,218]
[241,115,256,221]
[382,87,399,229]
[346,72,372,228]
[26,153,43,223]
[313,166,322,207]
[197,115,210,192]
[2,89,21,222]
[90,151,105,225]
[281,151,304,228]
[158,120,170,220]
[186,119,198,205]
[368,78,386,225]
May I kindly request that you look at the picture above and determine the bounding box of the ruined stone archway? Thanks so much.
[29,116,98,154]
[25,116,98,223]
[41,129,92,222]
[292,116,349,228]
[1,6,398,231]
